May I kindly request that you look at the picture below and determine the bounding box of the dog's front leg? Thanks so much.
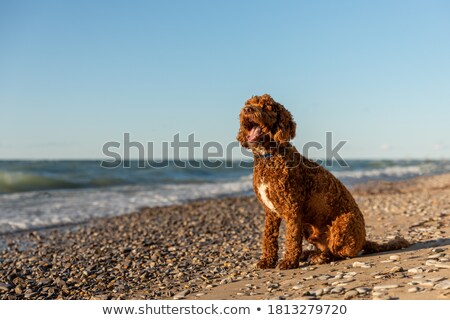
[257,210,281,269]
[278,214,302,270]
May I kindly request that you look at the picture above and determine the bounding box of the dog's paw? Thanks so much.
[299,249,316,262]
[309,252,331,265]
[256,258,277,269]
[277,258,299,270]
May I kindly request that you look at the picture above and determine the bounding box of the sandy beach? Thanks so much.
[1,173,449,300]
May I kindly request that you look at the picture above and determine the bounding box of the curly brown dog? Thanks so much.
[237,94,409,270]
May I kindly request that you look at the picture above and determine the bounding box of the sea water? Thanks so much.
[0,159,448,234]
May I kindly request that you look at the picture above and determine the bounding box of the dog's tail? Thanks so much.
[363,236,410,254]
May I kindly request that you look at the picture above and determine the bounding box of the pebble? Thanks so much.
[390,266,404,273]
[429,277,445,282]
[408,287,419,293]
[330,287,344,294]
[428,253,444,259]
[407,267,424,274]
[292,285,304,290]
[343,272,357,278]
[322,287,333,294]
[380,259,394,263]
[311,288,323,296]
[432,248,445,253]
[173,290,190,300]
[352,261,371,268]
[373,284,399,290]
[344,290,359,299]
[372,291,385,297]
[434,280,450,290]
[355,287,371,294]
[434,263,450,269]
[318,275,332,281]
[267,283,280,289]
[331,279,355,287]
[425,260,437,266]
[389,255,400,261]
[0,282,11,292]
[410,280,433,287]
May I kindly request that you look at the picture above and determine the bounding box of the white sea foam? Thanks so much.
[333,165,423,179]
[0,178,253,234]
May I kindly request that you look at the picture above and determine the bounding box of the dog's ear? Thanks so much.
[273,107,296,143]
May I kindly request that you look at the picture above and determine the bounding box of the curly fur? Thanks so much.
[237,94,410,270]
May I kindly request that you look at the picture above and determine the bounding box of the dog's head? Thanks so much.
[237,94,296,149]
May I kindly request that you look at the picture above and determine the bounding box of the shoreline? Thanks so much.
[1,173,449,300]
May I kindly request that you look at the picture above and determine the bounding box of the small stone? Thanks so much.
[434,263,450,269]
[425,260,437,266]
[292,285,304,290]
[430,277,446,282]
[330,287,344,294]
[322,287,333,294]
[408,287,419,293]
[344,290,358,299]
[333,279,356,287]
[0,282,11,292]
[428,253,444,259]
[343,272,357,278]
[195,293,205,297]
[356,287,371,294]
[390,266,404,273]
[352,261,371,268]
[312,288,323,296]
[267,283,280,289]
[434,280,450,290]
[372,291,385,297]
[173,290,190,300]
[91,294,110,300]
[407,267,424,274]
[389,255,400,261]
[418,282,433,287]
[432,248,445,253]
[373,284,399,290]
[318,275,332,281]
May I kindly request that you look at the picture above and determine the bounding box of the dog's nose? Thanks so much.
[243,106,253,114]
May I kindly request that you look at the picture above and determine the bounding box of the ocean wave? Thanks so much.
[0,171,78,193]
[0,171,128,193]
[0,180,254,234]
[333,165,424,179]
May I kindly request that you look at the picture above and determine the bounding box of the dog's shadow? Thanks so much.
[366,237,450,258]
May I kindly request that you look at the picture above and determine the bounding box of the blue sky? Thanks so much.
[1,0,449,159]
